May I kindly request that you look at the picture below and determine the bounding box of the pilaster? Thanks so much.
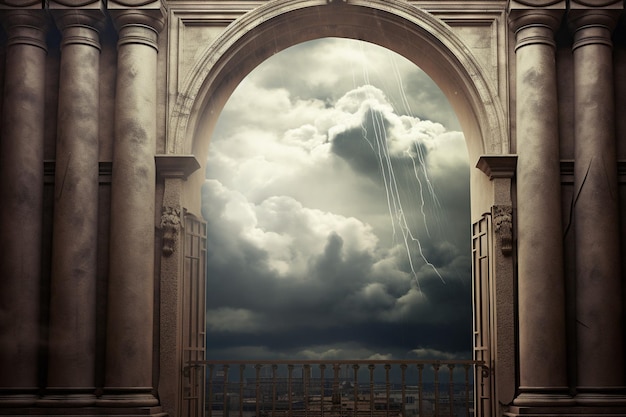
[476,155,518,408]
[155,154,200,417]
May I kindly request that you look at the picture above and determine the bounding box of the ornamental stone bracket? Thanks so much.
[160,206,181,256]
[493,204,513,256]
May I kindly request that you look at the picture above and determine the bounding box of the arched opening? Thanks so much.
[165,1,509,415]
[203,36,472,361]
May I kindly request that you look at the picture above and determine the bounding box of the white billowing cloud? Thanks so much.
[205,179,382,278]
[206,307,266,333]
[210,83,465,218]
[423,131,467,174]
[250,195,380,277]
[409,347,460,360]
[296,345,394,361]
[216,80,329,139]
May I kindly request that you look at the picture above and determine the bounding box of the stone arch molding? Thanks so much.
[168,0,508,169]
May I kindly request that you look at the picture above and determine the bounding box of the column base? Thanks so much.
[513,388,575,406]
[576,387,626,406]
[37,388,97,407]
[97,388,159,408]
[504,405,626,416]
[0,389,39,407]
[0,406,167,416]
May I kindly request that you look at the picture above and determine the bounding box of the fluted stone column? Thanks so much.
[509,8,571,405]
[38,8,104,407]
[569,8,625,402]
[98,8,164,408]
[0,10,47,407]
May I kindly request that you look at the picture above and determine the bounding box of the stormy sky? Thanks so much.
[202,37,471,361]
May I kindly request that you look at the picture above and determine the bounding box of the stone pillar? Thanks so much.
[0,9,47,407]
[569,7,625,402]
[476,155,518,407]
[37,7,104,407]
[98,7,164,408]
[155,155,201,417]
[509,7,571,405]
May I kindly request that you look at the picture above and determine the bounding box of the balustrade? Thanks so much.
[188,360,486,417]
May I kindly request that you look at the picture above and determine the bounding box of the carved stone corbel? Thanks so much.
[161,206,181,256]
[493,205,513,256]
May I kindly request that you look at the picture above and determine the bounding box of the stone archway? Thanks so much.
[1,0,625,416]
[161,1,512,416]
[167,0,507,220]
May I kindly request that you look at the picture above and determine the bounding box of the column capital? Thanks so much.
[509,0,566,8]
[110,7,166,50]
[571,0,622,7]
[569,9,620,50]
[0,0,41,8]
[52,8,106,50]
[508,9,563,51]
[0,9,47,51]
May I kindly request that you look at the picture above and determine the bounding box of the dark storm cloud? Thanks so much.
[331,108,391,178]
[202,170,471,360]
[204,38,471,361]
[207,320,472,361]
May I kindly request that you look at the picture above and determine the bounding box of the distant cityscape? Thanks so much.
[202,366,476,417]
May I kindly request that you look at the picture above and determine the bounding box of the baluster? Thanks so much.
[463,364,470,417]
[320,364,326,417]
[272,364,278,417]
[400,364,407,417]
[304,364,311,417]
[433,362,440,417]
[223,364,230,415]
[239,365,245,417]
[368,364,375,417]
[255,364,262,417]
[447,364,455,417]
[288,364,294,417]
[353,364,360,417]
[417,364,423,417]
[384,364,391,417]
[208,364,214,417]
[333,363,341,416]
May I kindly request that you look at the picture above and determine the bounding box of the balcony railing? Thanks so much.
[185,360,488,417]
